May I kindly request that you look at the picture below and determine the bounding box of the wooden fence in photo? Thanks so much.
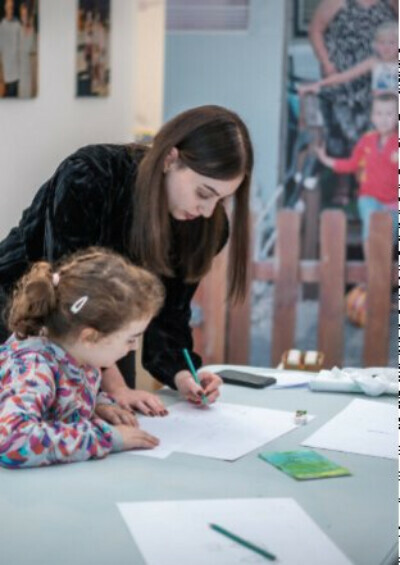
[192,209,396,369]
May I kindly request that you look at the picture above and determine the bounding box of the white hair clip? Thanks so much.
[52,273,60,287]
[70,296,88,314]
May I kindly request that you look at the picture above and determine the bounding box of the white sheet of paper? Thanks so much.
[202,364,313,388]
[133,402,313,461]
[302,398,397,459]
[117,498,352,565]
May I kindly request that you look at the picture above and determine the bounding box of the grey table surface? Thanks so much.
[0,384,396,565]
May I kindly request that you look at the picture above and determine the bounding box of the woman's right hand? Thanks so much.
[115,425,160,450]
[174,370,222,405]
[322,60,337,77]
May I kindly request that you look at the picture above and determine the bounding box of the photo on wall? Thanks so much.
[285,0,397,239]
[76,0,111,97]
[0,0,39,99]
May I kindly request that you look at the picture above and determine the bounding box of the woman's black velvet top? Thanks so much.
[0,144,229,388]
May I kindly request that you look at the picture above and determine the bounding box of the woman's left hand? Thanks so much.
[110,389,169,417]
[175,370,222,405]
[95,403,138,427]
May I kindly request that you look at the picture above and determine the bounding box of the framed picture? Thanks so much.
[76,0,111,97]
[294,0,320,37]
[0,0,39,99]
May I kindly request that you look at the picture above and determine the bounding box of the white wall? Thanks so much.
[0,0,137,239]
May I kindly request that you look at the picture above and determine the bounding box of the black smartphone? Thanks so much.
[218,370,277,389]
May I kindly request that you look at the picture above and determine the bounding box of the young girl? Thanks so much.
[300,20,397,96]
[0,248,165,468]
[315,93,398,249]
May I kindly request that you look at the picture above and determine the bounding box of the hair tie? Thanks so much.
[70,296,89,314]
[52,273,60,287]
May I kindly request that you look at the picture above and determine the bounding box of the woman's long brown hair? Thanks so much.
[130,105,253,302]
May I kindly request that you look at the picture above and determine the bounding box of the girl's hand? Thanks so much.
[175,370,222,405]
[115,425,160,450]
[314,145,334,168]
[110,388,168,417]
[314,145,326,160]
[96,403,138,426]
[298,82,320,96]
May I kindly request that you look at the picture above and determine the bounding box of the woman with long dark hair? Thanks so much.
[0,105,254,414]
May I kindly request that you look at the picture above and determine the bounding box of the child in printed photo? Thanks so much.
[299,20,397,96]
[315,93,398,251]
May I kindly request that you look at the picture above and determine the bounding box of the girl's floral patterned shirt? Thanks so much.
[0,335,123,469]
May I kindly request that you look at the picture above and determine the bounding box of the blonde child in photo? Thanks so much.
[314,93,398,251]
[0,248,166,469]
[299,21,397,96]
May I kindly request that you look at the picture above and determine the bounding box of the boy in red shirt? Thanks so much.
[316,93,398,251]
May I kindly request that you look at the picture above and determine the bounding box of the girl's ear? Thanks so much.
[79,327,102,344]
[163,147,179,173]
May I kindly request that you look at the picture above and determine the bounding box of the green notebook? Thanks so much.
[258,449,351,480]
